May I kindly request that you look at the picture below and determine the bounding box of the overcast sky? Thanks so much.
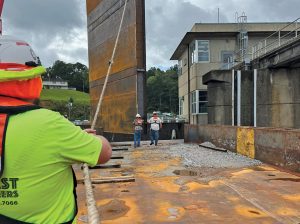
[2,0,300,69]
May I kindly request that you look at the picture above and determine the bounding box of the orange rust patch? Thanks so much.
[282,194,300,202]
[184,180,223,192]
[135,157,180,178]
[131,150,143,159]
[146,176,181,193]
[276,207,299,216]
[227,196,240,202]
[231,169,254,177]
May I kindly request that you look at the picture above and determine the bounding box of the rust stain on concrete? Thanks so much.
[237,127,255,159]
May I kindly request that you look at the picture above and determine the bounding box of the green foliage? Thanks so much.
[40,89,90,120]
[45,60,89,93]
[146,66,178,113]
[40,89,90,104]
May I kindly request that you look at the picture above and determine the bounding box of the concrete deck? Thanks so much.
[75,141,300,224]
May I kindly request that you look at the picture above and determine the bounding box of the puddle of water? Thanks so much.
[168,208,179,219]
[173,170,199,176]
[269,178,300,182]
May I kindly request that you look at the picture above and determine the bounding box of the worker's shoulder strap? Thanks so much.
[0,96,41,178]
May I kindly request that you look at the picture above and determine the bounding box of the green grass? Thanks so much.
[40,89,90,104]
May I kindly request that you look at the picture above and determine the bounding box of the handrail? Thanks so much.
[251,17,300,60]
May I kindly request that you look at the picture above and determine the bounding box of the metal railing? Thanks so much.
[251,17,300,60]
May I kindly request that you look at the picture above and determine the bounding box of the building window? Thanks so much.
[190,42,196,64]
[178,59,182,76]
[190,40,210,65]
[221,51,234,69]
[198,91,208,113]
[179,96,184,115]
[197,40,210,62]
[190,90,208,114]
[191,91,197,114]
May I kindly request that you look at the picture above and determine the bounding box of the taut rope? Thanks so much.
[82,0,129,223]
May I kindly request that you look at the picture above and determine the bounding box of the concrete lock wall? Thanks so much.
[86,0,146,135]
[184,124,300,172]
[203,68,300,128]
[257,68,300,128]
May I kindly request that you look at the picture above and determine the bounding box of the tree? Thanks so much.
[146,66,178,114]
[46,60,89,93]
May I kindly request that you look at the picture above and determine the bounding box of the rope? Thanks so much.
[83,0,129,223]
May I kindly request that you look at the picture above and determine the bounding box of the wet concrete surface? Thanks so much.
[75,140,300,224]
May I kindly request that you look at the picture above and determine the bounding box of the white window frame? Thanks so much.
[190,40,210,64]
[190,42,196,64]
[191,91,198,115]
[190,90,208,115]
[178,59,182,76]
[179,96,184,115]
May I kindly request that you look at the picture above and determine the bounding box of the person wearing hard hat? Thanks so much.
[133,113,143,148]
[148,111,162,146]
[0,36,112,223]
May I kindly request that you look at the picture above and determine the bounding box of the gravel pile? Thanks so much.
[164,143,262,168]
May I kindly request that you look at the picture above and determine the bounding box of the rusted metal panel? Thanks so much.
[86,0,103,14]
[86,0,146,134]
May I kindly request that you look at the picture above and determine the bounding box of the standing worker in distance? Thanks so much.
[133,113,143,148]
[148,111,162,146]
[0,36,112,224]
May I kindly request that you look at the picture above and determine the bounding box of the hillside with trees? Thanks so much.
[41,60,179,120]
[146,66,178,114]
[45,60,89,93]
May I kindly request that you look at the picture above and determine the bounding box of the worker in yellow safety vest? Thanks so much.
[0,35,112,223]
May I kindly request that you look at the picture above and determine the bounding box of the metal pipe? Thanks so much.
[232,69,235,126]
[187,43,191,124]
[237,70,241,126]
[254,69,257,127]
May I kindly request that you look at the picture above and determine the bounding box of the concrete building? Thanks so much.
[43,79,71,90]
[170,20,295,125]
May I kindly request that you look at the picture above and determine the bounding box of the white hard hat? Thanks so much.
[0,35,41,67]
[136,113,141,118]
[153,111,157,115]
